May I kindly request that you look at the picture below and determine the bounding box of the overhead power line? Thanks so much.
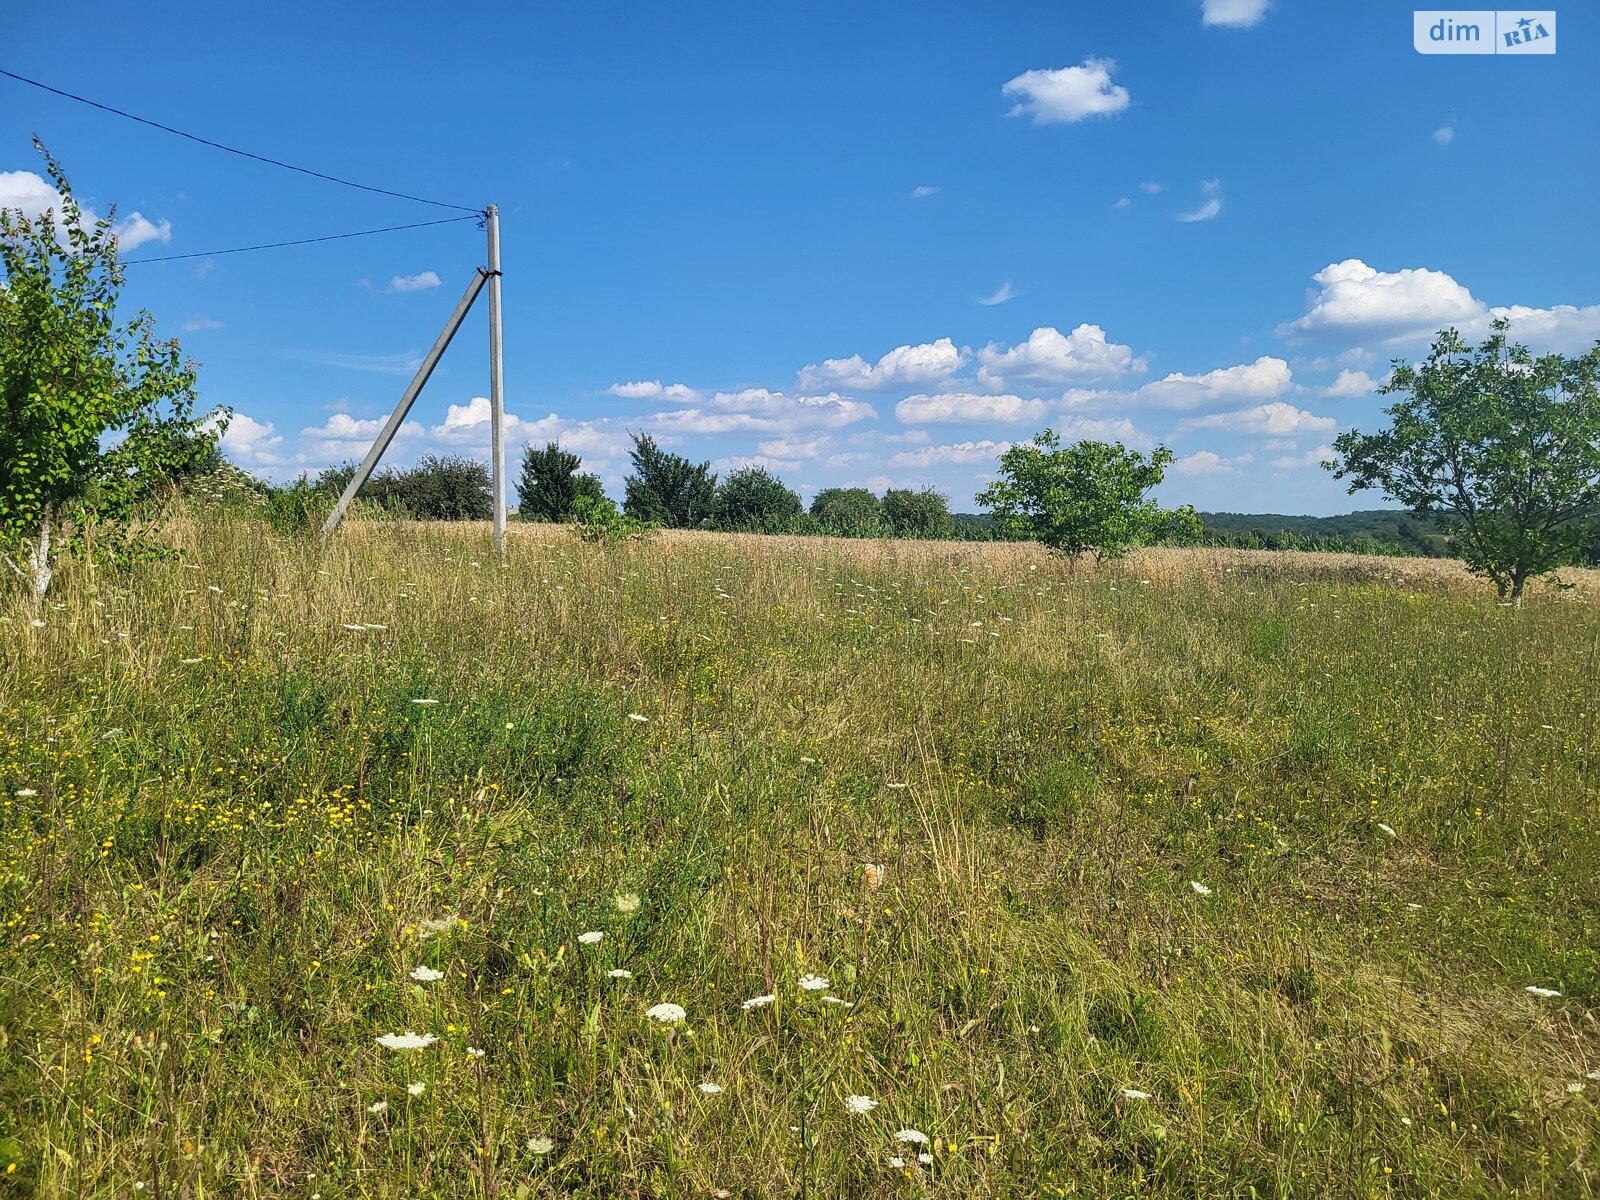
[0,65,483,215]
[122,214,481,264]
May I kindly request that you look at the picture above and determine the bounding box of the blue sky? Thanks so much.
[4,0,1597,514]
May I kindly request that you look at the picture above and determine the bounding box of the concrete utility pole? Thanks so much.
[486,204,507,555]
[319,204,509,551]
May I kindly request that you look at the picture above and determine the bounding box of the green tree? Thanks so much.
[882,487,951,537]
[809,486,885,533]
[1330,322,1600,605]
[2,141,220,597]
[977,432,1184,561]
[622,433,716,528]
[712,466,803,530]
[517,441,605,522]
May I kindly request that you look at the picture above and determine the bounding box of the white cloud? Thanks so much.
[652,389,876,436]
[388,271,441,294]
[757,435,832,459]
[299,412,424,461]
[1113,197,1131,210]
[799,338,964,391]
[1171,449,1252,476]
[889,439,1013,468]
[978,281,1018,306]
[1057,415,1156,449]
[1175,180,1223,223]
[1324,368,1377,397]
[1002,59,1130,124]
[1138,181,1166,194]
[976,324,1145,388]
[1485,303,1600,351]
[1202,0,1272,28]
[211,411,284,469]
[911,185,940,198]
[182,315,225,333]
[1278,259,1483,344]
[0,169,172,251]
[712,453,801,475]
[608,380,698,401]
[895,392,1049,425]
[1181,401,1336,436]
[1433,125,1455,145]
[1271,445,1338,470]
[1134,355,1291,409]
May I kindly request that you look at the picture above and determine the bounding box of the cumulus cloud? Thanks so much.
[1202,0,1272,27]
[1272,445,1338,470]
[653,389,876,436]
[889,439,1013,468]
[1131,355,1291,409]
[978,281,1018,306]
[1324,368,1377,397]
[1171,449,1251,475]
[1057,415,1156,449]
[608,380,698,401]
[1002,59,1130,124]
[0,168,172,251]
[1279,259,1482,344]
[895,392,1049,425]
[757,435,832,459]
[976,324,1145,388]
[1180,401,1336,437]
[388,271,442,293]
[799,338,964,391]
[210,411,284,470]
[1433,125,1455,145]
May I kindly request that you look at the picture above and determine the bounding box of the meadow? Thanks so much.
[2,512,1599,1198]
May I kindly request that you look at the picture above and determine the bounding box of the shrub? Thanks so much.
[809,487,886,535]
[712,467,803,531]
[883,487,952,537]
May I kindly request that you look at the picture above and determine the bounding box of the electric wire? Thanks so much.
[0,65,483,214]
[122,215,481,265]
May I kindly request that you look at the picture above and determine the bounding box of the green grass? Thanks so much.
[2,514,1598,1198]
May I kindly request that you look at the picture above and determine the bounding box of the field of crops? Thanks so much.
[3,515,1598,1198]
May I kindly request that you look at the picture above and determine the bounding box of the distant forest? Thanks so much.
[951,508,1600,563]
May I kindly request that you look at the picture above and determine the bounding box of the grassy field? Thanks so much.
[3,514,1599,1198]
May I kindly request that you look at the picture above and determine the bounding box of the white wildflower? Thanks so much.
[918,1153,933,1165]
[15,788,37,797]
[843,1094,878,1115]
[646,1002,686,1024]
[742,993,776,1010]
[608,968,633,980]
[1377,822,1397,838]
[888,1156,906,1168]
[1120,1088,1152,1101]
[821,995,855,1007]
[1566,1082,1585,1094]
[577,931,604,945]
[894,1129,929,1145]
[1190,881,1212,896]
[698,1081,724,1094]
[409,965,444,982]
[798,973,830,991]
[367,1101,389,1114]
[613,892,641,913]
[375,1032,438,1051]
[526,1135,554,1155]
[467,1046,486,1059]
[407,1082,426,1096]
[411,698,439,706]
[627,713,650,723]
[1526,986,1562,998]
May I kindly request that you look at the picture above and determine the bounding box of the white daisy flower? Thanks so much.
[798,973,830,991]
[843,1094,878,1115]
[409,965,444,982]
[742,994,776,1010]
[577,931,604,945]
[1189,881,1212,896]
[646,1002,686,1024]
[375,1032,437,1051]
